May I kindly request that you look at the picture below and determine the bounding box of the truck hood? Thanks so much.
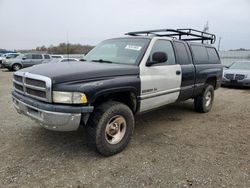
[20,61,139,84]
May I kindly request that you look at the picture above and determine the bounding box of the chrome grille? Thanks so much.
[13,72,52,102]
[225,74,234,80]
[14,83,24,92]
[14,75,23,82]
[235,74,245,80]
[25,78,46,88]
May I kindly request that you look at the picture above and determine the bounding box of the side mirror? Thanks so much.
[146,52,168,66]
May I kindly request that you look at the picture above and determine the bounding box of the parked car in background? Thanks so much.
[51,55,64,59]
[0,53,20,68]
[3,53,51,71]
[222,61,250,87]
[48,58,79,63]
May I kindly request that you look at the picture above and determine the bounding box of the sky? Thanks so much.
[0,0,249,51]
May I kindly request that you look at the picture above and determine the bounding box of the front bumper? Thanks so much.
[222,78,250,87]
[2,63,11,68]
[12,91,94,131]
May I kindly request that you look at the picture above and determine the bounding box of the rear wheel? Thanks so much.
[87,101,134,156]
[12,64,22,71]
[194,84,214,113]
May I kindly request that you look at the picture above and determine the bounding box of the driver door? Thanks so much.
[139,39,182,112]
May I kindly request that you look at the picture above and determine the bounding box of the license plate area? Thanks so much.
[230,80,238,84]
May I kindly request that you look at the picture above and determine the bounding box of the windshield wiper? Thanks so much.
[91,59,113,63]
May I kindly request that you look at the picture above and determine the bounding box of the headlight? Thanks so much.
[53,91,88,104]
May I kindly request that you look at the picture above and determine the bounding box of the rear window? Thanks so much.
[206,47,220,63]
[44,55,51,59]
[190,45,208,64]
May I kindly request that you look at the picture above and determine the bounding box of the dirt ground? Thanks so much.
[0,69,249,188]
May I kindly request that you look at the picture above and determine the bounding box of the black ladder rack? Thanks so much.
[125,28,216,44]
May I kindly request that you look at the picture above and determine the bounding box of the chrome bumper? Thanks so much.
[12,91,94,131]
[222,78,250,86]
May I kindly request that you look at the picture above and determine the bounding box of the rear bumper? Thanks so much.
[12,91,94,131]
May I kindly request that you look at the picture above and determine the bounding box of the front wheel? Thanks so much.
[194,84,214,113]
[87,101,134,156]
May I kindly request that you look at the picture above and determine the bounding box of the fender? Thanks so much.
[53,75,141,104]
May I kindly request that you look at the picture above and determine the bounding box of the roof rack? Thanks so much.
[125,28,216,44]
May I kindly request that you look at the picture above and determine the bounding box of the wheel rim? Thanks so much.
[105,115,127,145]
[13,65,20,71]
[205,91,212,107]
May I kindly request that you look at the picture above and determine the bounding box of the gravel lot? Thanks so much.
[0,69,249,188]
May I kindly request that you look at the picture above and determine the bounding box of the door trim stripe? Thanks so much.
[140,88,180,100]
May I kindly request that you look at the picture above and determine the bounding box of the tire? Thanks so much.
[87,101,134,156]
[12,64,22,71]
[194,84,214,113]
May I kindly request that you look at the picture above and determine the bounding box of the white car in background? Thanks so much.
[222,61,250,87]
[0,53,21,68]
[48,58,79,63]
[51,55,64,59]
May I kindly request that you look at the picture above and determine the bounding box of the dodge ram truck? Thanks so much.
[12,29,222,156]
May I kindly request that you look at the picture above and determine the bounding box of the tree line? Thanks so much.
[35,43,94,54]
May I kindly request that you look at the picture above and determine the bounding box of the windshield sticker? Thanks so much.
[125,45,142,51]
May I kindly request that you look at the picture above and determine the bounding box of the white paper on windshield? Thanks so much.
[125,45,142,51]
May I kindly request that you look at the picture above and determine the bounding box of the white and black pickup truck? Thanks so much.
[12,29,223,156]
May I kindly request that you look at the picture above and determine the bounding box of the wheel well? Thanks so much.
[206,77,217,89]
[92,91,138,114]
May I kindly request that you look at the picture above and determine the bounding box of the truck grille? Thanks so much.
[13,72,52,102]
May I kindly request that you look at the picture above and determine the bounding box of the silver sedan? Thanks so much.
[222,61,250,87]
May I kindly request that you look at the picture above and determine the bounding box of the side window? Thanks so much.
[190,45,209,64]
[150,40,176,65]
[206,47,220,64]
[32,54,43,59]
[44,55,51,59]
[174,42,191,65]
[25,54,32,59]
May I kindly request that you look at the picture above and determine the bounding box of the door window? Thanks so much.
[25,54,32,59]
[149,40,176,65]
[32,54,43,59]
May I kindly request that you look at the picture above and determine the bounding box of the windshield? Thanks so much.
[84,38,150,65]
[230,62,250,70]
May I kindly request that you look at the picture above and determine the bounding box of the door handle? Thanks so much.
[176,70,181,75]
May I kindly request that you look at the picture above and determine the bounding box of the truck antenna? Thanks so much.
[67,32,69,62]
